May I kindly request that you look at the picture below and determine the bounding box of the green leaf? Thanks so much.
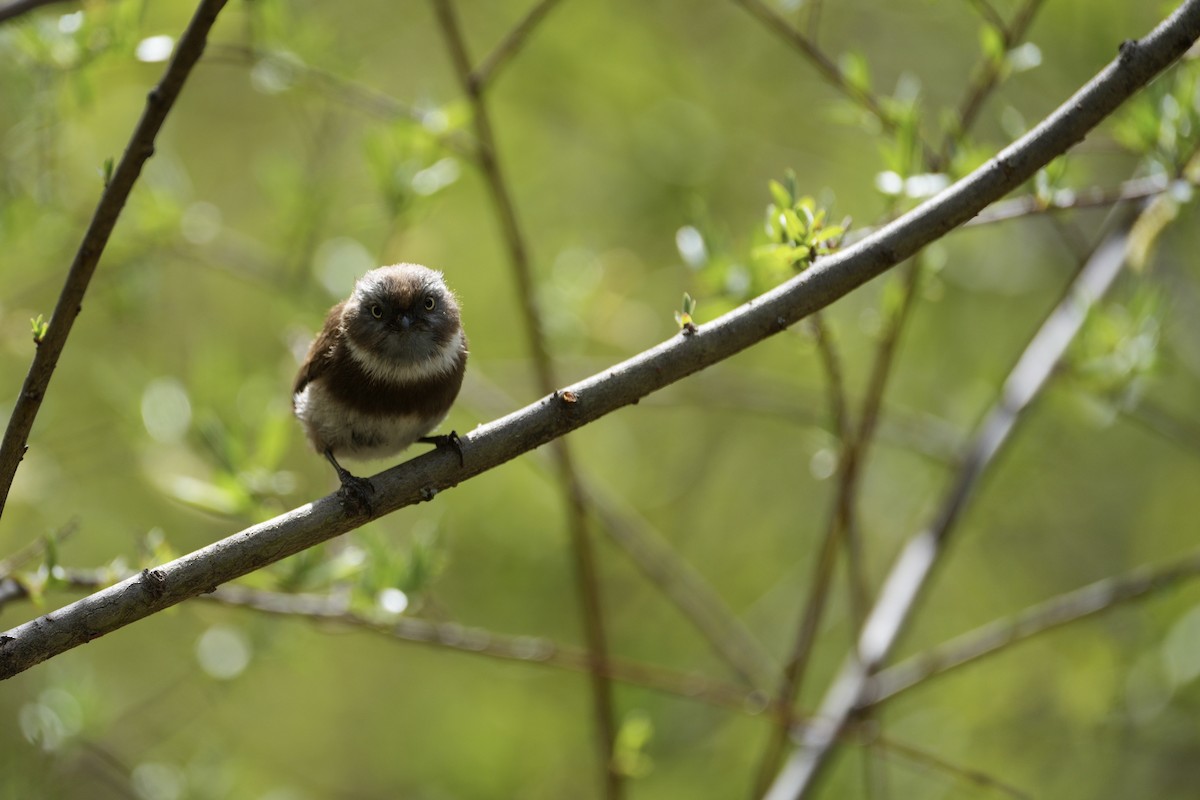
[840,51,872,95]
[812,225,845,245]
[614,710,655,778]
[979,24,1007,65]
[42,533,59,573]
[768,179,792,210]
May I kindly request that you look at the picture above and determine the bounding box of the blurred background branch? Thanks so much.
[430,0,621,793]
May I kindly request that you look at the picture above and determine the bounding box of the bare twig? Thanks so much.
[642,378,965,465]
[870,547,1200,704]
[873,735,1031,799]
[841,174,1184,248]
[803,0,823,42]
[215,584,754,705]
[203,43,477,158]
[764,208,1141,798]
[1119,397,1200,458]
[466,371,780,690]
[0,0,231,521]
[430,1,620,795]
[0,519,78,581]
[753,255,923,795]
[961,0,1006,32]
[585,484,779,691]
[809,313,870,629]
[730,0,897,132]
[808,314,851,444]
[969,174,1179,226]
[3,8,1197,681]
[470,0,566,91]
[939,0,1047,168]
[0,0,70,25]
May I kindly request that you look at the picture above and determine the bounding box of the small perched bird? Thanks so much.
[293,263,468,511]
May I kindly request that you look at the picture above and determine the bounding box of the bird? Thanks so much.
[293,263,468,512]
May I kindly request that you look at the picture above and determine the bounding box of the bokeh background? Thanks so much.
[3,0,1200,797]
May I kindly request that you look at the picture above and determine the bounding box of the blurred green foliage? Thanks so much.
[2,0,1200,798]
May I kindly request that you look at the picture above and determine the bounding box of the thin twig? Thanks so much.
[430,1,621,795]
[1119,397,1200,459]
[216,585,758,711]
[584,483,779,691]
[641,379,964,465]
[842,174,1185,248]
[803,0,823,42]
[3,9,1196,680]
[872,734,1031,799]
[0,0,69,24]
[764,208,1142,798]
[808,314,851,444]
[0,0,231,522]
[870,547,1200,704]
[809,313,870,629]
[0,566,757,708]
[0,563,1029,797]
[730,0,895,132]
[752,255,923,795]
[470,0,566,91]
[938,0,1047,169]
[203,43,476,158]
[961,0,1006,32]
[465,367,780,690]
[0,518,78,581]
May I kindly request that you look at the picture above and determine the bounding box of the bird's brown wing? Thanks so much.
[293,301,345,397]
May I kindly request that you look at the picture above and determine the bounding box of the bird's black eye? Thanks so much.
[424,296,436,311]
[370,304,383,319]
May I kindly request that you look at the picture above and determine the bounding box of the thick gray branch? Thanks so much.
[3,1,1199,681]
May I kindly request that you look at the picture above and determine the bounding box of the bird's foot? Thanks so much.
[336,473,376,516]
[324,448,375,515]
[419,430,464,467]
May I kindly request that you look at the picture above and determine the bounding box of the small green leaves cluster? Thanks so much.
[671,174,845,327]
[270,526,446,617]
[674,292,697,334]
[365,109,466,221]
[613,709,655,778]
[753,170,846,276]
[30,314,48,344]
[1069,289,1162,408]
[1113,57,1200,175]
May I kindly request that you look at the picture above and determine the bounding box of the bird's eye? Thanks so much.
[423,296,436,311]
[370,304,383,319]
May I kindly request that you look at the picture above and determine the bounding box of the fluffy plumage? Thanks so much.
[294,264,468,469]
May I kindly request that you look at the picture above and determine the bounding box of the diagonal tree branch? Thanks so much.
[0,0,231,522]
[3,2,1198,684]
